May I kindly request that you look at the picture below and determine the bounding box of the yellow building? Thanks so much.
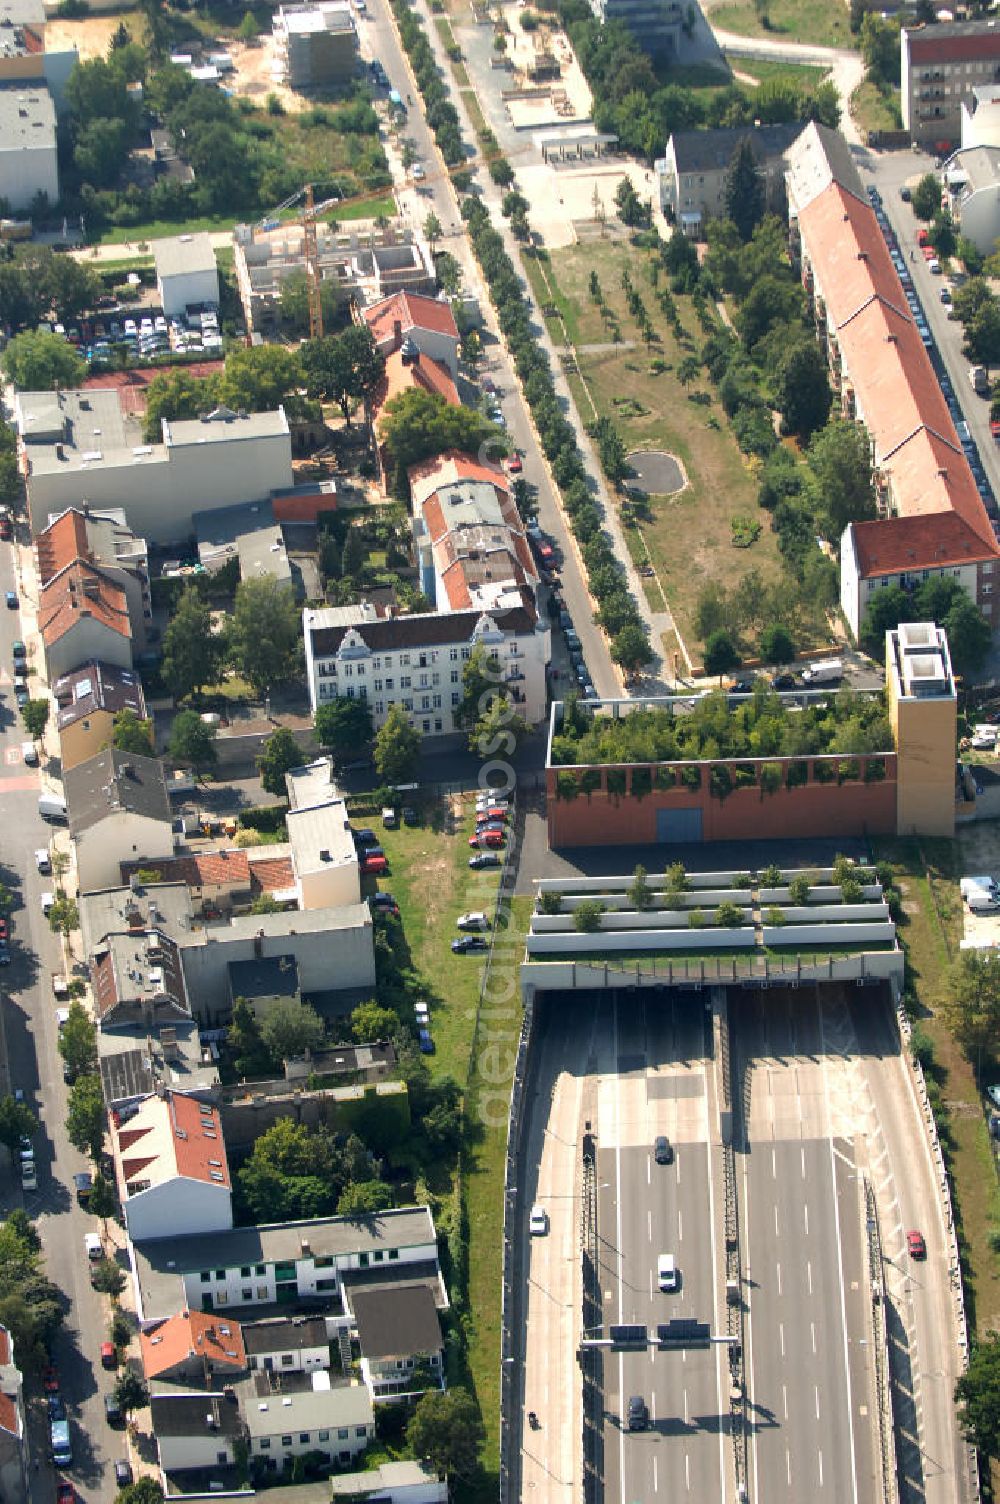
[54,661,147,773]
[886,621,957,839]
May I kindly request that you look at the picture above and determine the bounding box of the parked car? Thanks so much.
[42,1367,59,1394]
[100,1343,116,1369]
[469,851,501,869]
[361,853,389,875]
[114,1461,132,1488]
[104,1393,123,1426]
[906,1229,926,1259]
[352,827,378,847]
[456,911,490,931]
[11,640,25,660]
[507,453,523,473]
[417,1028,435,1054]
[35,848,50,874]
[370,892,398,911]
[771,673,797,691]
[4,590,16,609]
[402,805,419,826]
[47,1396,66,1423]
[469,829,505,849]
[56,1481,74,1504]
[452,934,488,953]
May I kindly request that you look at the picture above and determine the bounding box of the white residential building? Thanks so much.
[111,1091,233,1242]
[961,84,1000,150]
[303,599,550,736]
[244,1378,374,1473]
[284,759,360,910]
[362,292,460,378]
[148,1392,243,1476]
[0,84,58,212]
[15,391,293,543]
[328,1463,446,1503]
[64,747,174,895]
[242,1316,330,1375]
[943,145,1000,257]
[152,233,220,319]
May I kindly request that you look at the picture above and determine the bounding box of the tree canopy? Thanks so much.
[259,999,325,1062]
[314,698,373,762]
[406,1388,484,1478]
[300,326,385,425]
[58,1000,97,1084]
[237,1118,373,1222]
[168,710,217,772]
[723,137,765,242]
[111,708,155,757]
[161,585,220,702]
[378,388,500,476]
[226,577,301,697]
[806,420,877,540]
[956,1335,1000,1458]
[66,1073,105,1161]
[0,1212,62,1369]
[257,727,303,796]
[2,332,86,391]
[374,704,422,784]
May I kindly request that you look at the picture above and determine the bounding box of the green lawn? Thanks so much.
[724,56,830,91]
[850,80,903,136]
[521,240,789,660]
[361,801,529,1496]
[710,0,856,49]
[96,192,396,248]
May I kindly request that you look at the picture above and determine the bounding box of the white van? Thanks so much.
[801,659,843,686]
[37,794,67,822]
[84,1233,102,1261]
[961,875,997,902]
[21,741,37,767]
[657,1253,678,1292]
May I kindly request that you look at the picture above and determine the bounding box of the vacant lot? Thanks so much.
[851,80,903,135]
[525,238,784,659]
[365,798,528,1493]
[710,0,856,49]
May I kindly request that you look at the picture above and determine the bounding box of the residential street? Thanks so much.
[0,536,118,1503]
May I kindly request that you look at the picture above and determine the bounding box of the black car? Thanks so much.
[114,1461,133,1488]
[771,673,797,692]
[352,828,378,848]
[627,1396,649,1432]
[402,806,419,826]
[469,852,501,869]
[370,892,398,910]
[452,935,489,953]
[730,678,755,695]
[47,1396,66,1422]
[654,1135,673,1165]
[104,1393,122,1426]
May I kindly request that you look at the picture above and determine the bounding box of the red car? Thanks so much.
[469,830,504,849]
[42,1366,58,1393]
[100,1342,116,1369]
[508,454,523,474]
[0,920,8,942]
[362,854,389,875]
[476,809,508,826]
[56,1482,74,1504]
[907,1229,926,1260]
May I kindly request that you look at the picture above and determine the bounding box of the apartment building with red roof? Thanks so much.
[786,123,1000,640]
[111,1090,233,1242]
[35,505,152,649]
[141,1310,247,1384]
[361,291,460,377]
[39,559,133,682]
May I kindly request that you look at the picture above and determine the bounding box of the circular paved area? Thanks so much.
[625,449,685,496]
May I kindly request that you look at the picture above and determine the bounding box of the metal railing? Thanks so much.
[864,1175,900,1504]
[528,950,902,988]
[721,999,748,1503]
[581,1132,601,1504]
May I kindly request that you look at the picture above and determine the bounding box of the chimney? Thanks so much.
[393,318,402,346]
[253,929,264,958]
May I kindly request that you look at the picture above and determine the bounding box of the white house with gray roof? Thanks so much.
[241,1374,374,1473]
[0,84,57,211]
[152,233,220,320]
[944,144,1000,256]
[64,747,174,894]
[655,122,804,234]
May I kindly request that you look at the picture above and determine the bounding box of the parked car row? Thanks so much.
[82,306,222,368]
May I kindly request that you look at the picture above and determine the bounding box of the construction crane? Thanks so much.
[257,183,343,340]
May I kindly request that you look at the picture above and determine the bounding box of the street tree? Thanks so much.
[142,368,218,442]
[116,1480,164,1504]
[423,212,442,250]
[257,727,302,796]
[929,208,957,259]
[58,1000,97,1083]
[87,1171,117,1236]
[910,171,942,221]
[723,137,765,242]
[226,577,301,697]
[161,585,220,702]
[351,1000,401,1042]
[168,710,217,772]
[0,1097,37,1160]
[48,894,79,940]
[956,1334,1000,1458]
[260,999,325,1062]
[114,1369,150,1418]
[806,419,877,540]
[758,623,795,665]
[374,704,421,784]
[337,1179,392,1216]
[0,1214,62,1366]
[66,1073,105,1161]
[314,698,373,762]
[406,1388,484,1478]
[90,1257,126,1298]
[964,298,1000,367]
[2,331,86,390]
[111,708,155,757]
[456,646,505,737]
[21,699,49,741]
[703,630,741,680]
[952,277,994,326]
[472,696,528,760]
[610,623,653,674]
[940,594,992,676]
[300,326,385,427]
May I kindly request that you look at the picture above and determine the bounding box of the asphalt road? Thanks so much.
[734,989,881,1504]
[595,994,726,1504]
[0,545,118,1502]
[361,4,622,702]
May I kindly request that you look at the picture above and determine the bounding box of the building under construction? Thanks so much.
[232,218,436,334]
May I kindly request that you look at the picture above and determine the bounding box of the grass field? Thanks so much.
[362,800,529,1495]
[97,193,396,247]
[850,80,903,135]
[724,56,831,91]
[873,838,1000,1344]
[523,239,784,658]
[710,0,856,49]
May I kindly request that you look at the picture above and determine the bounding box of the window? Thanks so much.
[240,1267,251,1278]
[215,1270,226,1280]
[419,674,429,688]
[401,675,411,689]
[461,646,471,660]
[343,663,353,677]
[373,658,381,670]
[359,686,367,700]
[346,687,355,700]
[389,1249,399,1260]
[375,702,384,716]
[403,699,413,711]
[432,672,439,686]
[242,1288,252,1301]
[423,720,431,732]
[450,670,459,684]
[434,719,442,732]
[373,1249,384,1262]
[399,653,410,666]
[282,1355,295,1367]
[433,695,442,709]
[281,1435,292,1447]
[338,1428,349,1440]
[260,1439,271,1451]
[449,648,458,660]
[385,677,394,690]
[217,1452,228,1466]
[200,1271,211,1283]
[319,1429,329,1442]
[355,1426,367,1437]
[451,692,460,706]
[421,696,430,711]
[314,1256,333,1269]
[216,1292,228,1306]
[373,678,383,691]
[257,1285,268,1299]
[299,1433,310,1444]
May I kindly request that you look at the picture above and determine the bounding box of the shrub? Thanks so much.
[710,765,733,801]
[687,907,705,929]
[910,1025,935,1072]
[631,767,651,798]
[681,766,701,791]
[765,906,785,926]
[574,900,605,933]
[732,872,753,889]
[654,766,675,790]
[538,891,562,915]
[665,862,690,894]
[607,769,627,797]
[715,901,744,927]
[556,771,579,800]
[786,760,809,788]
[840,876,864,903]
[580,768,602,797]
[759,762,783,797]
[759,864,782,887]
[788,873,811,905]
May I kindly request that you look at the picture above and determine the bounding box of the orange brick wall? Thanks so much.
[546,758,898,847]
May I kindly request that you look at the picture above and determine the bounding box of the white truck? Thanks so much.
[801,659,843,686]
[961,875,1000,912]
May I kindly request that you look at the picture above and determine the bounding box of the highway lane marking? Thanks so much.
[683,1388,688,1424]
[779,1322,785,1357]
[815,1384,820,1419]
[684,1454,690,1491]
[807,1260,813,1295]
[786,1449,791,1486]
[653,1456,658,1493]
[774,1204,779,1236]
[801,1146,806,1178]
[677,1208,682,1242]
[804,1203,809,1236]
[782,1384,788,1419]
[820,1035,861,1504]
[818,1449,824,1486]
[811,1322,817,1354]
[648,1209,652,1243]
[772,1147,777,1179]
[777,1262,782,1296]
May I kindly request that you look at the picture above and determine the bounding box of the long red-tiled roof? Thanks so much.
[363,290,459,345]
[799,179,999,570]
[39,561,131,648]
[408,450,508,509]
[852,512,997,576]
[248,854,295,894]
[35,509,91,585]
[120,850,250,889]
[117,1092,230,1190]
[140,1311,246,1379]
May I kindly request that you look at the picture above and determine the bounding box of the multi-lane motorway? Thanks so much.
[520,982,969,1504]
